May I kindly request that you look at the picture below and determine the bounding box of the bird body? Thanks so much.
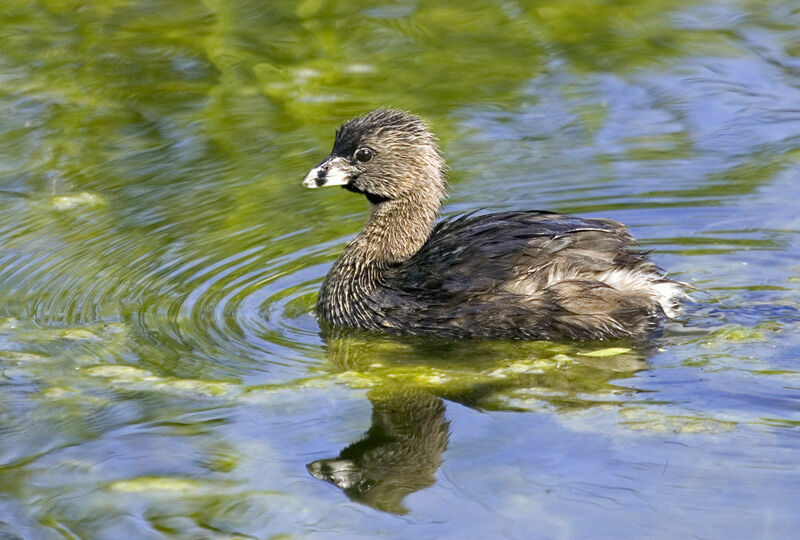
[302,109,685,340]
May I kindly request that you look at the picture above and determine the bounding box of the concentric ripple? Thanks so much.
[0,192,350,383]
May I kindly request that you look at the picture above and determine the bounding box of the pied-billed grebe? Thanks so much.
[302,109,686,340]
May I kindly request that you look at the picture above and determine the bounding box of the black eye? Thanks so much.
[355,148,373,162]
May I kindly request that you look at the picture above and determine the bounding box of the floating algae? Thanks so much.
[619,407,736,434]
[49,192,107,210]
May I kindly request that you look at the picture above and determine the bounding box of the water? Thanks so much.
[1,0,799,538]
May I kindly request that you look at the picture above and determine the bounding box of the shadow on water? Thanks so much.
[306,327,656,513]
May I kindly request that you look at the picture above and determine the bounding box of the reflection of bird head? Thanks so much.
[307,389,449,514]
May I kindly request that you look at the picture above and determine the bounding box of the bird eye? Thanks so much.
[355,148,373,162]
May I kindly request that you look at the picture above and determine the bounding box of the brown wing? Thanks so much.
[377,211,678,339]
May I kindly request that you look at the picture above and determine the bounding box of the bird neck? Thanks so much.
[319,195,438,302]
[317,188,443,326]
[353,193,441,266]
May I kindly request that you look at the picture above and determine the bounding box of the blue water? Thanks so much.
[0,0,799,538]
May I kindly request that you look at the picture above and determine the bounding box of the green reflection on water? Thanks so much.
[0,0,799,536]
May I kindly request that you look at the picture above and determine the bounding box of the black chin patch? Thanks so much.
[341,184,391,204]
[365,192,392,204]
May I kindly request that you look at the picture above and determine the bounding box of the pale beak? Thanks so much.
[301,157,351,189]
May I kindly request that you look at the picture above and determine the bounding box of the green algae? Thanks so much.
[110,477,209,494]
[86,365,239,398]
[619,407,737,434]
[578,347,633,357]
[0,351,48,363]
[0,0,798,536]
[708,327,767,343]
[49,192,107,211]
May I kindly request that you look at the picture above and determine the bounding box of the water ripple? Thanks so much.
[0,196,334,382]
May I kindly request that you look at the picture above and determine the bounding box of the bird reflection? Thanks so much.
[307,327,652,513]
[307,387,448,514]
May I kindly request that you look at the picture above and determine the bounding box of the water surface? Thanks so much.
[1,0,799,538]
